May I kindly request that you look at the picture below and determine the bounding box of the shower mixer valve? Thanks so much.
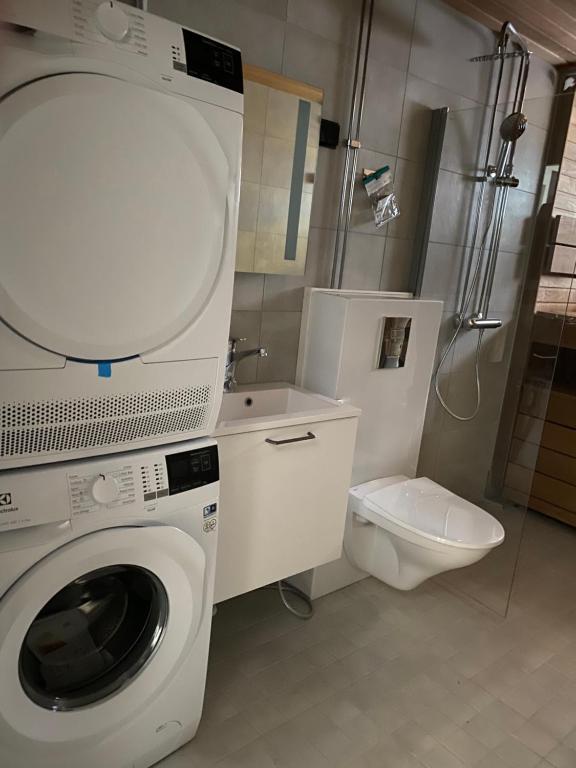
[454,313,502,331]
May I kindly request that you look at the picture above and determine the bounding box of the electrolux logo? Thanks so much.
[0,492,18,515]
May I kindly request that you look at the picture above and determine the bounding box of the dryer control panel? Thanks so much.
[179,29,243,94]
[1,1,243,104]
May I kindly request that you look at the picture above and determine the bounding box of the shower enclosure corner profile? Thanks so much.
[410,106,449,297]
[330,0,375,290]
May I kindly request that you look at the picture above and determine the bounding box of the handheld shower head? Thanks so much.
[500,111,527,141]
[494,111,527,178]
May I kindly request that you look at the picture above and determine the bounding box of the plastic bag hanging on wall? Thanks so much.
[362,165,400,228]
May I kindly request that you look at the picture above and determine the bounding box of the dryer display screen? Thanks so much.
[166,444,219,495]
[181,29,243,94]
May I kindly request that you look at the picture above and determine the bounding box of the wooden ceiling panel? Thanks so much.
[442,0,576,64]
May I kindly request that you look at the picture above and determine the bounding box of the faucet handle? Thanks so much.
[228,337,247,353]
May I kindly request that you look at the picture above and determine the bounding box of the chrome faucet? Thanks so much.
[224,338,267,392]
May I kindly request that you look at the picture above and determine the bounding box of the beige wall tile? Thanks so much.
[261,136,295,189]
[244,81,269,134]
[238,181,260,231]
[242,131,264,184]
[257,186,290,234]
[235,230,256,272]
[265,88,299,141]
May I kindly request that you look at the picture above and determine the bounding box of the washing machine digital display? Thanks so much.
[166,444,219,495]
[181,29,243,93]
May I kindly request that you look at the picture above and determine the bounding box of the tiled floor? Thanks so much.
[159,511,576,768]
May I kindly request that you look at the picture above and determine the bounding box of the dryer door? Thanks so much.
[0,525,206,743]
[0,72,231,360]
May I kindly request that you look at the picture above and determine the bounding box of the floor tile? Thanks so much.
[156,512,576,768]
[495,735,542,768]
[439,727,489,765]
[546,743,576,768]
[420,744,466,768]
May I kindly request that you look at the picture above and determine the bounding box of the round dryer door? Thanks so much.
[0,72,231,360]
[0,526,206,744]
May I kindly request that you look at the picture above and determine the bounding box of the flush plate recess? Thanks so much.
[377,317,412,369]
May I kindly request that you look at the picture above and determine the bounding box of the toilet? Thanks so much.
[293,291,507,599]
[345,476,505,590]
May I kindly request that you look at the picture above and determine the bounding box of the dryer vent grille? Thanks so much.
[1,385,212,458]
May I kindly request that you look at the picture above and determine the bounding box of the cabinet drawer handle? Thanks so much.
[265,431,316,446]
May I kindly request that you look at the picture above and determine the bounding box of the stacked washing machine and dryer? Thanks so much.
[0,2,242,766]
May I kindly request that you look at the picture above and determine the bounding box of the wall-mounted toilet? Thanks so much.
[294,290,506,598]
[346,476,505,590]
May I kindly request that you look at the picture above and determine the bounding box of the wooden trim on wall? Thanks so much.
[441,0,572,64]
[243,63,324,104]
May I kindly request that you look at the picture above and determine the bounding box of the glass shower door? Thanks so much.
[417,92,573,615]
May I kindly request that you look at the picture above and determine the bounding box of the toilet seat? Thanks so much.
[346,476,505,590]
[360,477,505,549]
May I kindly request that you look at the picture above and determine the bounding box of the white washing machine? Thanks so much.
[0,1,243,470]
[0,438,220,768]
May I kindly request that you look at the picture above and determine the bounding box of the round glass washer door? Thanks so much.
[0,526,206,742]
[0,72,230,361]
[19,564,168,711]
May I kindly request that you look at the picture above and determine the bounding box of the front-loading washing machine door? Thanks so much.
[0,72,230,361]
[0,525,205,749]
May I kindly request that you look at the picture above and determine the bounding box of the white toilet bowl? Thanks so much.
[345,476,505,590]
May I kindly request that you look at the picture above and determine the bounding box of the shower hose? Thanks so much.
[434,186,500,422]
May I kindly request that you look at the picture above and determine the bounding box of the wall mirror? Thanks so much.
[236,65,323,275]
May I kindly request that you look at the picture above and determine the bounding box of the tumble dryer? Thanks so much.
[0,438,220,768]
[0,1,243,469]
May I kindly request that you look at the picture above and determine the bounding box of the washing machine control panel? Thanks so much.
[68,466,136,516]
[66,443,219,515]
[0,439,218,531]
[166,444,219,495]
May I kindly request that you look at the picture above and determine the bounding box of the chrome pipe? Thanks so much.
[498,20,530,58]
[337,0,374,289]
[330,0,368,288]
[475,188,503,314]
[482,186,509,317]
[457,49,506,318]
[457,185,487,318]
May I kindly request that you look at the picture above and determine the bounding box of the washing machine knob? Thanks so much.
[91,474,120,504]
[94,2,130,42]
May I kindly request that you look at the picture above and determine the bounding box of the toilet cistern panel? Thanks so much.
[297,291,443,485]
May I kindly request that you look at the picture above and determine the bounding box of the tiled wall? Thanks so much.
[148,0,556,386]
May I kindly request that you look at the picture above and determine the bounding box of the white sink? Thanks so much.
[214,383,360,435]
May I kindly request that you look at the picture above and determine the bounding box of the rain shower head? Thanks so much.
[471,20,531,63]
[470,50,527,62]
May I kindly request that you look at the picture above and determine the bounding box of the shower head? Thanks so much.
[500,111,527,142]
[494,111,527,179]
[471,20,531,63]
[470,50,526,62]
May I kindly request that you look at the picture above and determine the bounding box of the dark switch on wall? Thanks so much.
[319,119,340,149]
